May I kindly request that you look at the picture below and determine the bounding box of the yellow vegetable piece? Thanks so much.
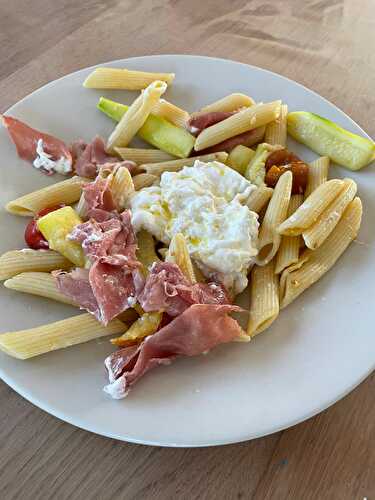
[37,206,84,267]
[111,311,162,347]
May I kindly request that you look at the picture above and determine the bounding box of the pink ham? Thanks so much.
[194,127,266,155]
[55,211,141,324]
[72,136,137,178]
[104,304,244,398]
[187,111,234,136]
[2,115,72,171]
[138,261,230,317]
[81,173,117,222]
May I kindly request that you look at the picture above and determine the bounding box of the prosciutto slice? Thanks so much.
[187,111,234,136]
[55,211,141,324]
[104,304,244,398]
[81,173,117,221]
[72,136,136,178]
[194,128,265,154]
[138,261,230,316]
[2,115,72,168]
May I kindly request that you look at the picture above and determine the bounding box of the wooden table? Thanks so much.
[1,1,374,498]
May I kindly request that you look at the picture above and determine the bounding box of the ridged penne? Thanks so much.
[277,179,345,236]
[106,80,167,153]
[0,249,71,281]
[141,152,228,176]
[4,272,76,305]
[275,195,304,274]
[83,67,175,90]
[192,93,255,116]
[0,313,127,359]
[304,156,330,198]
[264,104,288,146]
[280,197,362,308]
[247,186,274,213]
[6,176,88,216]
[247,260,279,337]
[302,178,357,250]
[166,233,196,284]
[110,165,134,209]
[115,147,175,164]
[136,229,160,275]
[133,173,159,191]
[194,101,282,152]
[111,311,162,347]
[256,171,292,266]
[152,99,190,128]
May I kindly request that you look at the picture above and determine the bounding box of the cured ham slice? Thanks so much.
[55,211,141,324]
[138,261,230,316]
[187,111,234,136]
[72,136,136,178]
[104,304,244,398]
[2,115,72,168]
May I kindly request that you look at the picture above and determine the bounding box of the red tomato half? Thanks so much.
[24,204,65,250]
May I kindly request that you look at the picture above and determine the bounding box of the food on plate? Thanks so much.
[0,67,367,398]
[287,111,375,170]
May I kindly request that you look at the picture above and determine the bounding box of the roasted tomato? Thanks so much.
[264,149,309,194]
[24,204,65,249]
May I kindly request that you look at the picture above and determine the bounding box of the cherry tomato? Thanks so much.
[24,204,65,250]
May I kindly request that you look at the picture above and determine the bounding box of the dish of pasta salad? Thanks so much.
[0,55,373,445]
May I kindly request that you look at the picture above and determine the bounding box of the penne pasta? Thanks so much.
[264,104,288,146]
[304,156,330,198]
[106,80,167,153]
[194,101,282,152]
[302,178,357,250]
[133,173,159,191]
[110,166,134,209]
[0,313,127,359]
[247,186,274,213]
[115,147,175,164]
[6,176,88,216]
[4,272,76,305]
[275,194,304,274]
[141,152,228,176]
[136,229,160,276]
[247,260,279,337]
[280,197,362,308]
[192,93,255,116]
[166,233,196,284]
[111,311,162,347]
[277,179,345,236]
[256,171,293,266]
[83,67,175,90]
[0,249,71,281]
[152,99,190,128]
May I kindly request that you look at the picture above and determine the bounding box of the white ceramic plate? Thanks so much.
[0,55,374,447]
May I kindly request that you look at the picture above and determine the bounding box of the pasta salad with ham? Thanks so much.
[0,66,371,398]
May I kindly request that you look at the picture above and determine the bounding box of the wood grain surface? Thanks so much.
[1,1,374,499]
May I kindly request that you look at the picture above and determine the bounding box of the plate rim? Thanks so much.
[0,54,373,447]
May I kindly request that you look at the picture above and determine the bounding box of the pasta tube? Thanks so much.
[115,147,175,163]
[302,178,357,250]
[193,93,255,115]
[152,99,190,128]
[6,176,88,216]
[304,156,330,197]
[141,152,228,176]
[256,171,292,266]
[110,166,134,210]
[83,67,175,90]
[280,197,362,308]
[133,173,158,191]
[264,104,288,146]
[0,313,127,359]
[247,261,279,337]
[275,194,304,274]
[0,249,71,281]
[247,186,273,213]
[136,229,160,276]
[106,80,167,153]
[194,101,281,152]
[166,233,196,284]
[277,179,345,236]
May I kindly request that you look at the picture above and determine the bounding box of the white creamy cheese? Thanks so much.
[130,160,259,294]
[33,139,72,174]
